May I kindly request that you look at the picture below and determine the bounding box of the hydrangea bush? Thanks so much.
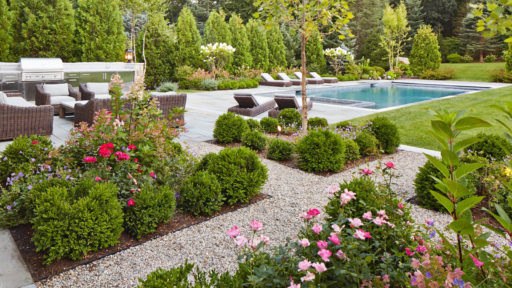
[200,42,236,71]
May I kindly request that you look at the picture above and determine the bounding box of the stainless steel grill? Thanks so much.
[20,58,64,81]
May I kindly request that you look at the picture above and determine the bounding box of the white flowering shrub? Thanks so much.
[200,43,236,71]
[323,47,353,75]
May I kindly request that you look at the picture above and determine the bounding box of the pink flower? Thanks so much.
[114,151,130,161]
[260,235,270,244]
[312,262,327,273]
[354,229,371,240]
[94,177,102,182]
[312,224,322,234]
[318,249,332,262]
[288,279,301,288]
[300,271,315,282]
[398,202,404,209]
[327,185,340,194]
[349,218,363,228]
[307,208,320,217]
[226,225,240,238]
[249,238,261,249]
[127,144,136,150]
[127,198,135,206]
[331,224,343,233]
[150,172,157,179]
[298,259,312,271]
[386,222,395,228]
[411,258,421,269]
[385,162,395,168]
[249,220,263,231]
[396,209,404,215]
[470,254,484,268]
[377,210,388,219]
[416,245,427,254]
[316,240,328,249]
[328,233,340,245]
[425,219,434,226]
[373,217,385,226]
[83,156,97,163]
[340,189,356,205]
[335,249,345,259]
[362,211,373,220]
[361,168,373,175]
[298,238,310,247]
[234,235,247,247]
[31,140,39,145]
[405,248,415,256]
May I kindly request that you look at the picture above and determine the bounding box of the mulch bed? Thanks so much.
[10,193,269,282]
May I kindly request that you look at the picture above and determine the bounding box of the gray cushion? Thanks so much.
[50,96,76,105]
[43,84,69,96]
[261,73,275,82]
[94,94,111,99]
[293,72,303,79]
[86,82,110,95]
[309,72,322,79]
[277,73,291,81]
[0,92,7,104]
[5,97,34,107]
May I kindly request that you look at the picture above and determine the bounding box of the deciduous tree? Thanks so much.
[380,2,410,70]
[0,0,12,61]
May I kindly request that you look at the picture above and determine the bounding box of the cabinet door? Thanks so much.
[117,71,134,83]
[79,72,105,83]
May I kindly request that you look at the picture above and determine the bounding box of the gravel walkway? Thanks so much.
[36,142,508,288]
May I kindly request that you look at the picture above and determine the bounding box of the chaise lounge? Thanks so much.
[227,93,276,117]
[35,83,80,114]
[268,94,313,118]
[277,73,301,85]
[309,72,339,83]
[259,73,292,87]
[293,72,324,84]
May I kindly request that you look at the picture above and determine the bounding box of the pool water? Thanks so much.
[299,84,471,109]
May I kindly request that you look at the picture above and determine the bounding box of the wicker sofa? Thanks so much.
[35,83,80,114]
[0,92,54,140]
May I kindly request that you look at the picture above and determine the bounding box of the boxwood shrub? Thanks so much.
[267,139,295,161]
[179,171,224,216]
[414,160,446,211]
[260,117,279,133]
[369,117,400,154]
[213,112,249,144]
[465,132,512,161]
[334,121,351,130]
[297,130,345,172]
[342,139,360,161]
[308,117,328,130]
[207,147,268,205]
[355,131,379,156]
[246,119,262,131]
[278,108,301,128]
[241,131,267,151]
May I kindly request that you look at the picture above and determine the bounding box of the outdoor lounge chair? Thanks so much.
[259,73,292,87]
[79,82,111,100]
[309,72,339,83]
[268,94,313,118]
[293,72,324,84]
[35,83,80,114]
[0,91,54,140]
[227,93,276,117]
[277,73,301,85]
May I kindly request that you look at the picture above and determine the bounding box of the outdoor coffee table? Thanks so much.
[60,100,88,118]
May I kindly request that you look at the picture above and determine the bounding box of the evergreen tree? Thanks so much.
[229,14,252,69]
[137,13,176,89]
[280,23,301,67]
[306,31,327,74]
[404,0,424,54]
[11,0,76,61]
[421,0,458,35]
[204,10,231,44]
[246,19,269,71]
[176,7,202,68]
[349,0,387,60]
[222,0,258,22]
[76,0,126,62]
[410,25,441,75]
[266,24,287,69]
[0,0,12,61]
[359,30,389,69]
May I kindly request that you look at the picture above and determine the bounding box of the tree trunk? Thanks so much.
[300,0,308,134]
[479,50,483,63]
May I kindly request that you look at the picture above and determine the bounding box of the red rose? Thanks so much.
[83,156,98,163]
[150,172,156,179]
[31,140,39,145]
[128,144,136,150]
[127,198,135,206]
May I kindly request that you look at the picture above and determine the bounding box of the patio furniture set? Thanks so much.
[0,83,187,141]
[259,72,338,87]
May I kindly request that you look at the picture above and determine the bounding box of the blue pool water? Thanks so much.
[298,84,471,109]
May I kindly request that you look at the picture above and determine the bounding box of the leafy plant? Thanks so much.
[410,25,441,75]
[414,160,446,211]
[278,108,302,129]
[199,78,219,90]
[419,68,455,80]
[246,119,262,132]
[266,138,295,161]
[369,117,400,154]
[241,131,267,151]
[179,171,224,216]
[342,139,360,161]
[447,53,462,63]
[308,117,328,130]
[213,112,249,144]
[156,82,178,92]
[297,130,345,172]
[465,132,512,161]
[355,131,379,157]
[260,117,279,133]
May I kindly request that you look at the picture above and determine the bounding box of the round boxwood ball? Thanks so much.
[278,108,302,128]
[241,131,267,151]
[179,171,224,216]
[213,112,249,144]
[369,117,400,154]
[260,117,279,133]
[267,138,295,161]
[297,130,345,172]
[355,131,379,156]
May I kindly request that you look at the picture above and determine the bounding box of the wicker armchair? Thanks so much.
[79,83,111,100]
[73,98,112,126]
[0,102,54,141]
[150,92,187,122]
[35,84,80,114]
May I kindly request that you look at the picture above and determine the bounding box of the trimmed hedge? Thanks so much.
[213,112,249,144]
[414,160,446,212]
[267,138,295,161]
[278,108,301,128]
[241,131,267,151]
[355,131,379,156]
[465,133,512,161]
[260,117,279,133]
[297,130,345,172]
[342,139,360,161]
[308,117,328,130]
[246,119,262,131]
[179,171,224,216]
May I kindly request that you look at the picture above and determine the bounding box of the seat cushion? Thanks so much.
[151,91,177,97]
[5,97,35,107]
[43,84,69,96]
[94,94,111,99]
[50,96,76,105]
[86,83,110,95]
[0,92,7,104]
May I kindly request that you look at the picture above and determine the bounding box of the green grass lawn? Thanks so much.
[440,62,504,82]
[350,86,512,150]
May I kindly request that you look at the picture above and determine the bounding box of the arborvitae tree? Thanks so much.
[266,24,287,69]
[421,0,458,35]
[404,0,424,54]
[229,14,252,69]
[204,10,231,44]
[176,7,202,68]
[410,25,441,75]
[280,23,301,67]
[246,19,269,71]
[137,13,176,89]
[76,0,126,62]
[359,30,389,69]
[306,32,326,73]
[222,0,258,22]
[0,0,12,61]
[11,0,76,61]
[349,0,387,59]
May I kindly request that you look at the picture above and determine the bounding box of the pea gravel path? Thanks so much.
[36,142,508,288]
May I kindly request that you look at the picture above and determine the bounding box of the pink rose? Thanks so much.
[226,225,240,238]
[385,162,395,168]
[316,240,328,249]
[362,211,373,220]
[298,238,310,247]
[300,271,315,282]
[298,259,312,271]
[340,189,356,205]
[249,220,263,231]
[361,168,373,175]
[307,208,321,217]
[312,224,322,234]
[331,224,343,233]
[127,198,135,206]
[416,245,427,254]
[373,217,385,226]
[128,144,136,150]
[234,235,247,247]
[83,156,97,163]
[398,202,404,209]
[327,185,340,194]
[349,218,363,228]
[318,249,332,262]
[354,229,371,240]
[328,233,340,245]
[405,248,415,256]
[94,177,102,182]
[335,249,345,259]
[312,262,327,273]
[150,172,157,179]
[260,235,270,244]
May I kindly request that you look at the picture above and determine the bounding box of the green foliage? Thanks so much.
[123,184,176,239]
[506,44,512,73]
[439,37,463,62]
[241,131,267,151]
[76,0,125,62]
[447,53,462,63]
[421,0,457,36]
[246,19,269,70]
[465,133,512,161]
[410,25,441,75]
[175,65,196,81]
[195,153,218,172]
[369,117,400,154]
[217,79,259,90]
[414,160,446,211]
[308,117,328,130]
[176,7,202,68]
[266,24,287,69]
[260,117,279,133]
[229,14,252,69]
[278,108,301,129]
[0,0,12,61]
[461,54,473,63]
[204,10,231,44]
[213,112,249,144]
[156,82,178,92]
[491,68,512,83]
[358,30,389,70]
[342,139,360,161]
[11,0,76,61]
[306,32,327,74]
[31,181,123,264]
[179,171,224,216]
[380,2,410,70]
[199,79,219,90]
[206,147,268,205]
[246,119,262,131]
[280,23,301,67]
[355,131,379,156]
[419,68,456,80]
[297,130,345,172]
[334,121,351,130]
[266,138,295,161]
[484,54,497,63]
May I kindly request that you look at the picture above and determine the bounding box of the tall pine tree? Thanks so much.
[246,19,269,71]
[421,0,458,35]
[229,14,252,69]
[11,0,76,61]
[306,31,326,74]
[404,0,424,54]
[266,24,287,69]
[176,7,202,68]
[0,0,12,61]
[204,10,231,44]
[76,0,126,62]
[349,0,387,59]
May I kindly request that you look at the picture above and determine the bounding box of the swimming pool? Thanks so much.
[297,83,474,109]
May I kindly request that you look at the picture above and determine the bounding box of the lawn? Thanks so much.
[440,62,504,82]
[350,86,512,150]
